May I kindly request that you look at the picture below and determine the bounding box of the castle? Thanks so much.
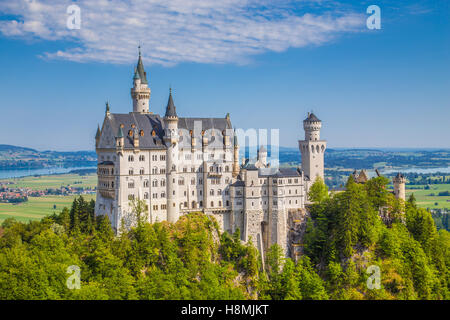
[94,50,405,258]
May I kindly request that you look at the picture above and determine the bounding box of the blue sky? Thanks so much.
[0,0,448,151]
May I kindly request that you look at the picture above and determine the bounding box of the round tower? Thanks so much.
[393,173,406,201]
[298,112,326,183]
[303,112,322,141]
[163,88,180,223]
[131,47,151,113]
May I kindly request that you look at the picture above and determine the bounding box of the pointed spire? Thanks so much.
[135,46,148,84]
[133,67,140,80]
[233,129,239,147]
[95,125,101,139]
[105,101,110,114]
[164,87,178,118]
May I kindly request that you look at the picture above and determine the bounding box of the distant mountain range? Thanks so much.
[0,144,449,172]
[0,144,97,170]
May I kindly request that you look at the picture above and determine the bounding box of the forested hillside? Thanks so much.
[0,175,448,300]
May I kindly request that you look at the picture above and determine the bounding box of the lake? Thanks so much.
[382,167,450,174]
[0,166,96,179]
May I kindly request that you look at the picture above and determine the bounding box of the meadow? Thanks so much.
[407,184,450,209]
[0,173,97,190]
[0,194,96,223]
[0,173,97,223]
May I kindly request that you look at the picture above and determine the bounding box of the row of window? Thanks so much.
[129,200,231,210]
[247,199,299,207]
[246,188,299,196]
[182,153,228,160]
[128,154,166,162]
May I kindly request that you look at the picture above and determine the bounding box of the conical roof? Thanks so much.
[304,112,321,122]
[164,89,178,118]
[136,48,148,84]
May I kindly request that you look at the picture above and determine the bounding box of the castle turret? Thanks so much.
[133,127,139,149]
[393,173,406,201]
[299,112,327,184]
[131,47,151,113]
[115,126,124,152]
[164,88,180,223]
[105,101,110,117]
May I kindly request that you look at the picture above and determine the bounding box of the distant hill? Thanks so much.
[0,145,96,170]
[0,144,448,172]
[0,144,38,153]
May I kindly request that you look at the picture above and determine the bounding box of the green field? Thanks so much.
[406,184,450,210]
[0,194,96,224]
[0,173,97,190]
[0,173,97,224]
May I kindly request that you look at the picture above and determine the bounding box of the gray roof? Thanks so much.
[99,112,233,150]
[164,90,177,118]
[101,113,165,149]
[241,158,258,170]
[258,167,301,178]
[304,112,321,122]
[231,180,245,187]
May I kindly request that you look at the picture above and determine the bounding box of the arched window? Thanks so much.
[152,167,158,174]
[161,179,166,187]
[139,155,145,161]
[218,201,222,207]
[144,180,149,187]
[218,189,222,195]
[210,201,214,207]
[128,180,135,188]
[128,155,134,162]
[129,168,134,175]
[210,189,214,196]
[152,180,158,187]
[140,168,145,175]
[225,166,229,172]
[144,192,149,199]
[192,201,196,208]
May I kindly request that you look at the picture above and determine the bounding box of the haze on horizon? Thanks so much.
[0,0,448,151]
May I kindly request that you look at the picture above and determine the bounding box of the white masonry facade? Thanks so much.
[95,51,327,258]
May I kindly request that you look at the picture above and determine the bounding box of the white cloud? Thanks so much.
[0,0,365,65]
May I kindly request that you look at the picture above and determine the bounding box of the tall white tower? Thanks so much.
[393,173,406,201]
[164,88,180,223]
[131,47,151,113]
[299,112,327,182]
